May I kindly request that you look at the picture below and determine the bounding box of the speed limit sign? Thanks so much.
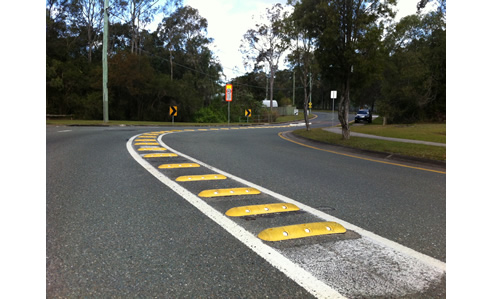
[225,84,233,102]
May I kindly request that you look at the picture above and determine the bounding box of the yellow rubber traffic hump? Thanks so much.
[143,153,178,158]
[135,142,159,145]
[198,188,261,198]
[225,203,299,217]
[158,163,200,169]
[176,174,227,182]
[137,147,167,151]
[258,221,346,242]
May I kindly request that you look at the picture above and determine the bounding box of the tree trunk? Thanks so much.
[87,25,93,63]
[303,84,310,131]
[269,67,275,122]
[338,78,350,140]
[169,51,173,81]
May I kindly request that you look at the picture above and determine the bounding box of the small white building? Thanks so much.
[262,99,278,108]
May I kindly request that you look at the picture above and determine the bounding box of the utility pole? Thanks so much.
[292,70,295,107]
[102,0,109,122]
[265,69,268,101]
[309,71,312,113]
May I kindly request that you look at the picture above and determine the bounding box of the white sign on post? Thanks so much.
[330,90,337,122]
[331,90,337,99]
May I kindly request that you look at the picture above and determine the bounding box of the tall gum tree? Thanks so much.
[292,0,396,139]
[285,5,316,131]
[240,3,289,122]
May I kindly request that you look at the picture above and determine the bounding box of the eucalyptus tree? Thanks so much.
[240,3,290,121]
[66,0,104,62]
[291,0,396,139]
[121,0,161,54]
[157,5,210,81]
[285,0,317,130]
[380,1,446,123]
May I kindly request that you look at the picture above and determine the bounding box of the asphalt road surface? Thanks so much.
[47,117,445,298]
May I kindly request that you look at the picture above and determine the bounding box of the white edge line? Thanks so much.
[157,132,446,273]
[127,134,346,299]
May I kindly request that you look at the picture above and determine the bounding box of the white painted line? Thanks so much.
[127,134,345,299]
[289,122,311,127]
[57,130,72,133]
[157,133,446,273]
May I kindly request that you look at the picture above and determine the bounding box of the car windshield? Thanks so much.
[357,110,367,114]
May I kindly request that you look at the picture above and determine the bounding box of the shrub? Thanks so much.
[193,106,226,123]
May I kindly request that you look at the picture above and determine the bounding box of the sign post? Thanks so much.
[245,109,251,123]
[225,84,233,125]
[169,106,177,125]
[330,90,337,122]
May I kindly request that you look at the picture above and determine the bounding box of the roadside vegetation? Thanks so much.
[47,1,445,129]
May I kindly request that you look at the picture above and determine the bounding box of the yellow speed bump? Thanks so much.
[198,188,260,198]
[143,153,178,158]
[137,147,167,151]
[258,221,346,242]
[134,139,156,142]
[135,142,159,145]
[176,174,227,182]
[158,163,200,169]
[225,203,299,217]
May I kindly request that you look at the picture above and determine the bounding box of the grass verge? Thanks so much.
[350,117,446,143]
[292,128,446,162]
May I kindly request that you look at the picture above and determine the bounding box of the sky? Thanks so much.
[183,0,286,80]
[174,0,436,81]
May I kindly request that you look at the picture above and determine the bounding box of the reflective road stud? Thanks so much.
[258,221,346,242]
[158,163,200,169]
[143,153,178,158]
[176,174,227,182]
[198,188,260,198]
[225,203,300,217]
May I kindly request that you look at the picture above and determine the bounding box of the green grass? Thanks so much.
[293,127,446,162]
[350,117,446,143]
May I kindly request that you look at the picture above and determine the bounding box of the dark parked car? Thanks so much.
[354,109,372,123]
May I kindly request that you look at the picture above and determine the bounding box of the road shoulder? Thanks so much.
[281,131,446,173]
